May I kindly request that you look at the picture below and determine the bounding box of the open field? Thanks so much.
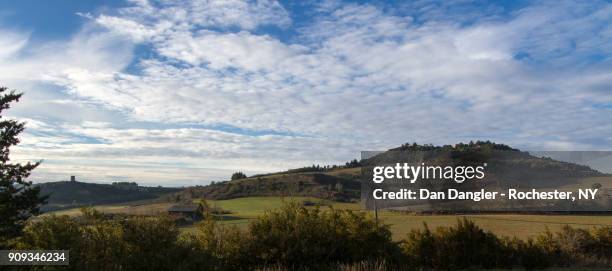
[49,196,612,240]
[48,201,175,216]
[205,198,612,240]
[379,212,612,240]
[208,196,332,217]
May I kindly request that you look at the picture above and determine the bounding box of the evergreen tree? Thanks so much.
[0,87,46,247]
[231,171,247,180]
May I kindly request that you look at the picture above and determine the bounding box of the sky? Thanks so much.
[1,0,611,186]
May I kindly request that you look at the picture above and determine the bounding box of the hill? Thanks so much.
[39,142,608,209]
[178,141,607,204]
[365,141,602,188]
[38,181,181,211]
[178,170,361,202]
[362,141,609,212]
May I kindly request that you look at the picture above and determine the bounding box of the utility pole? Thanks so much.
[374,197,378,227]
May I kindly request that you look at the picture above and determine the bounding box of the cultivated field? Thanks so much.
[49,196,612,240]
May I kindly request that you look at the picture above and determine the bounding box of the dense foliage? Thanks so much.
[231,172,247,181]
[392,141,519,152]
[245,203,401,266]
[403,218,612,269]
[251,159,362,178]
[281,160,362,174]
[179,173,360,202]
[11,204,612,270]
[0,87,46,248]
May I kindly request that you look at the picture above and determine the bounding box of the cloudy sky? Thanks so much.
[1,0,611,186]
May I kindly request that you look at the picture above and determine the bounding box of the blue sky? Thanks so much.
[1,0,611,186]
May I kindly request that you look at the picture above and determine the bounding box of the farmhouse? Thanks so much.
[167,204,203,220]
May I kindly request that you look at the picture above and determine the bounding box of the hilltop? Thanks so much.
[38,181,181,211]
[38,142,608,209]
[175,141,605,203]
[178,168,362,202]
[365,141,602,187]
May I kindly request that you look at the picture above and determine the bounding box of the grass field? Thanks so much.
[49,202,175,216]
[49,196,612,240]
[379,212,612,240]
[205,197,612,240]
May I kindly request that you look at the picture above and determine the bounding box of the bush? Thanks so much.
[183,219,246,270]
[401,219,511,269]
[501,237,552,269]
[590,226,612,260]
[401,218,612,270]
[244,202,401,268]
[16,212,204,271]
[530,225,612,267]
[185,201,402,269]
[120,216,181,270]
[13,205,612,270]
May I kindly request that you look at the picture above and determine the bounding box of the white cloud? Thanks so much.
[0,30,29,60]
[13,122,359,185]
[156,30,303,70]
[3,0,612,185]
[93,0,291,42]
[0,26,132,84]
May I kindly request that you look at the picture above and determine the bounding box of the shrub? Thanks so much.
[244,202,401,268]
[120,216,181,270]
[401,222,436,267]
[531,225,612,267]
[78,220,126,271]
[16,215,82,251]
[183,219,246,270]
[590,226,612,260]
[16,215,84,270]
[401,218,511,269]
[401,219,612,270]
[14,206,612,270]
[501,237,552,269]
[17,212,201,271]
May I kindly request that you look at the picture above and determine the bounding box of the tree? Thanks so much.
[335,182,343,193]
[0,87,46,247]
[231,171,247,181]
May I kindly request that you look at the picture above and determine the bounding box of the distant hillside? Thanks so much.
[179,141,605,203]
[365,141,603,188]
[42,142,605,209]
[179,168,362,202]
[359,141,610,212]
[38,181,181,211]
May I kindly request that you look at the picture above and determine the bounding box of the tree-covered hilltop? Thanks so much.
[391,140,518,152]
[175,141,604,203]
[38,181,182,211]
[250,159,362,178]
[178,172,360,202]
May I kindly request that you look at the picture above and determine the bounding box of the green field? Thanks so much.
[208,196,331,217]
[50,196,612,240]
[204,197,612,240]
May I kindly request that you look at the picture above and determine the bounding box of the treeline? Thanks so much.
[274,160,362,174]
[10,203,612,270]
[392,141,518,152]
[251,159,362,178]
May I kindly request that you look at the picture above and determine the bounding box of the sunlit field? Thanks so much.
[49,196,612,240]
